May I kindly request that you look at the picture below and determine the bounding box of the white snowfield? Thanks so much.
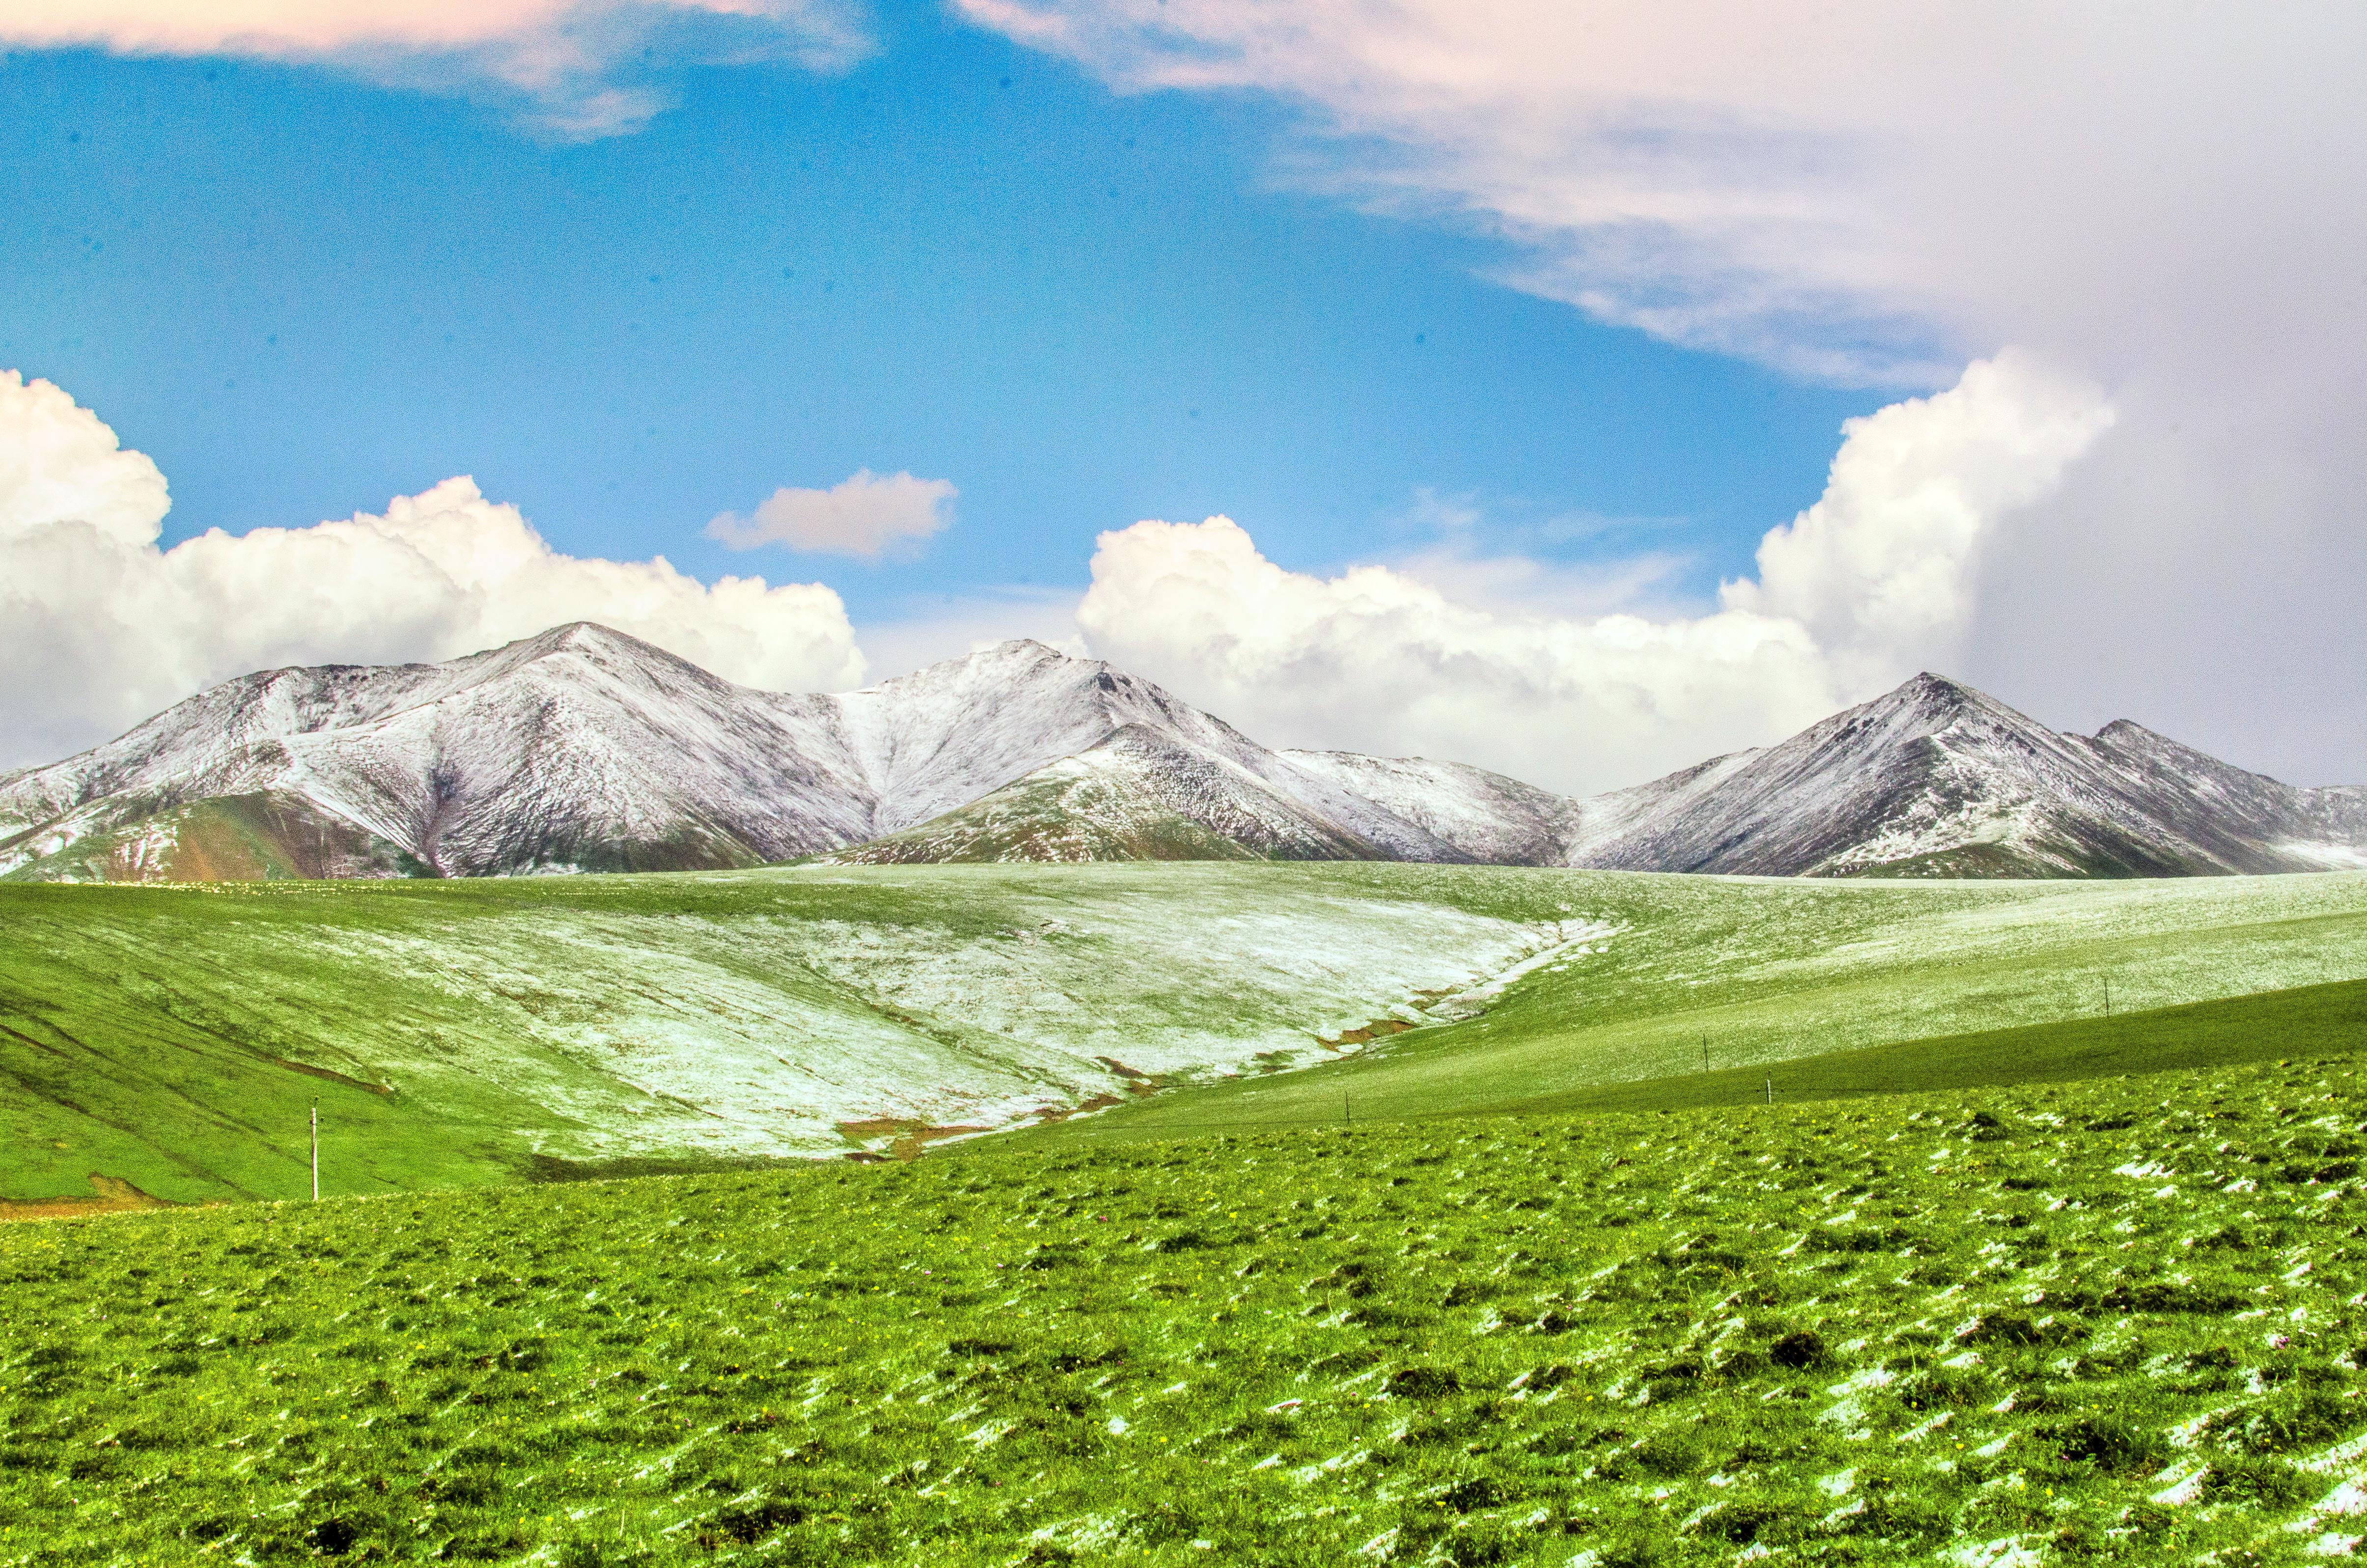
[244,870,1588,1159]
[3,624,2362,881]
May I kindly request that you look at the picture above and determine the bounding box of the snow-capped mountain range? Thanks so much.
[3,623,2361,881]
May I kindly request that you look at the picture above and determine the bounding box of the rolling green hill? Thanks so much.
[0,866,1570,1206]
[4,866,2366,1206]
[1005,868,2367,1148]
[1470,977,2367,1119]
[12,868,2367,1561]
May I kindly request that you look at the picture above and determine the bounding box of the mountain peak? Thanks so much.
[1876,670,1985,714]
[956,637,1082,670]
[479,622,743,695]
[866,638,1080,689]
[510,621,666,660]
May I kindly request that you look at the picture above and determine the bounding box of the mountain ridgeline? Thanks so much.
[2,624,2360,882]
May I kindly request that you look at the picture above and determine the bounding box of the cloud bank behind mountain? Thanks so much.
[960,0,2367,785]
[1,359,2110,796]
[0,370,865,769]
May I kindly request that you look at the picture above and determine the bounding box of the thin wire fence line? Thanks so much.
[1012,1099,1797,1135]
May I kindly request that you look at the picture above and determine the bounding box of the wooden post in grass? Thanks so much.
[310,1098,319,1202]
[2104,977,2113,1019]
[1765,1077,1772,1106]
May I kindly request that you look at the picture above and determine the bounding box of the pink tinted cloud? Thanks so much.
[0,0,869,134]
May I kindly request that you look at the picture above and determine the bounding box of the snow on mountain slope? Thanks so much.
[820,639,1468,858]
[0,626,1469,880]
[1267,673,2367,878]
[1555,673,2367,877]
[833,725,1404,864]
[0,624,876,878]
[1278,751,1581,865]
[1554,750,1766,867]
[5,624,2361,882]
[833,641,1238,835]
[2075,722,2367,872]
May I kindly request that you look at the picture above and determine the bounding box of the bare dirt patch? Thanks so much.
[0,1174,172,1224]
[835,1118,996,1161]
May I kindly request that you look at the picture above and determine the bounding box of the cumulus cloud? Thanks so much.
[0,0,869,136]
[1721,355,2114,695]
[1077,352,2111,794]
[706,470,957,559]
[965,0,2367,783]
[0,371,864,768]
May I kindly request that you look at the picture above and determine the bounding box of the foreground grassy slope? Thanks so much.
[7,1053,2367,1564]
[1016,869,2367,1147]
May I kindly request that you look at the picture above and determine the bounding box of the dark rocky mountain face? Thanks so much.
[3,627,2358,882]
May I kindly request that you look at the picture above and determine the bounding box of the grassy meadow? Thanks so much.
[1004,868,2367,1148]
[8,1046,2367,1563]
[1475,978,2367,1120]
[6,867,2366,1206]
[7,866,2367,1562]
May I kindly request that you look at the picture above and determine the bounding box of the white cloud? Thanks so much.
[962,0,2367,784]
[706,469,957,559]
[1076,352,2110,794]
[0,371,864,768]
[1721,354,2114,695]
[0,0,869,137]
[956,1,2365,384]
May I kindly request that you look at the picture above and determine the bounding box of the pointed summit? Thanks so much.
[487,621,728,683]
[1839,671,2027,735]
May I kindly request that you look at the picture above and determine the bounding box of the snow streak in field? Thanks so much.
[272,877,1576,1158]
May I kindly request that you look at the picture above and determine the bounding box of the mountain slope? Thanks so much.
[0,626,1466,880]
[5,627,2361,881]
[837,725,1406,864]
[0,624,876,878]
[1278,750,1582,865]
[1551,673,2367,877]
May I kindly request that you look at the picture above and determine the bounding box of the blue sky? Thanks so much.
[4,1,2358,789]
[1,9,1874,634]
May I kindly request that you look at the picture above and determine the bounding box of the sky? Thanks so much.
[2,0,2362,794]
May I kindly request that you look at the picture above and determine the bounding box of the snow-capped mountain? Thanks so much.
[1548,673,2367,877]
[0,625,1462,880]
[833,724,1452,864]
[3,627,2360,882]
[1287,672,2367,878]
[0,624,873,879]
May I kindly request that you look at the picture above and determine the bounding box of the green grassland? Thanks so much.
[8,1050,2367,1564]
[5,867,2367,1206]
[0,865,1568,1205]
[1474,978,2367,1120]
[1006,868,2367,1148]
